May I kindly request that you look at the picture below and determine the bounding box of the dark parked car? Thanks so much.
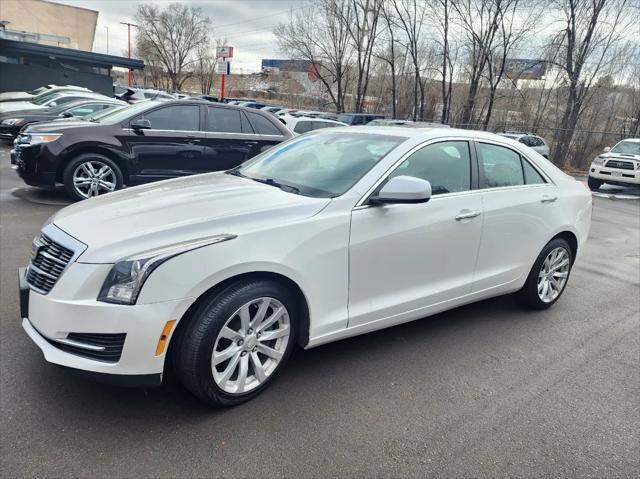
[0,98,125,140]
[12,100,293,200]
[337,113,385,125]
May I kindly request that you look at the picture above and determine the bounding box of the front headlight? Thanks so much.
[28,133,62,145]
[1,118,24,126]
[592,156,605,166]
[97,234,237,305]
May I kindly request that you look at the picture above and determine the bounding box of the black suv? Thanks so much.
[12,100,292,200]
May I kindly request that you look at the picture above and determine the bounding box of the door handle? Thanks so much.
[185,137,201,144]
[540,195,558,203]
[455,210,481,221]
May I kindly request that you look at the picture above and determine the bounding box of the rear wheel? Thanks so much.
[173,280,297,407]
[63,153,123,200]
[516,238,573,310]
[587,176,603,190]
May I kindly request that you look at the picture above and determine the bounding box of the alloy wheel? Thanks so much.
[537,247,570,303]
[72,160,116,198]
[212,297,291,394]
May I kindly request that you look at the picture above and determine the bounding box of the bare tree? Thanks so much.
[345,0,382,112]
[135,3,211,91]
[275,0,353,112]
[391,0,429,120]
[549,0,632,166]
[451,0,515,126]
[374,2,400,118]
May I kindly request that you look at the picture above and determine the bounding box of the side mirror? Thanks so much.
[61,112,74,118]
[603,146,610,152]
[369,176,432,205]
[131,118,151,131]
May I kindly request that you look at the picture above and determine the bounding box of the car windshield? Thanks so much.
[31,92,62,105]
[234,132,405,198]
[48,101,89,114]
[97,101,159,124]
[610,141,640,156]
[28,86,48,95]
[86,105,126,121]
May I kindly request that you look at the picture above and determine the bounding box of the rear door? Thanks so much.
[244,110,289,154]
[472,141,559,293]
[122,104,205,183]
[203,106,261,171]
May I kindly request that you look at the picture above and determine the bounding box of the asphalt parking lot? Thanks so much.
[1,144,638,478]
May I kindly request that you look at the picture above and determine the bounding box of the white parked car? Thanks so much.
[0,84,91,103]
[280,115,347,135]
[498,132,550,158]
[587,138,640,190]
[0,91,109,114]
[19,127,592,406]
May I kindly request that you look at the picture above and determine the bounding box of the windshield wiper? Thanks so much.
[251,177,300,194]
[226,171,300,194]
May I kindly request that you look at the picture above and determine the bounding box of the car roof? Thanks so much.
[322,125,532,143]
[618,138,640,143]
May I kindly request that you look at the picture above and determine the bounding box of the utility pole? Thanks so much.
[120,22,138,86]
[104,26,109,54]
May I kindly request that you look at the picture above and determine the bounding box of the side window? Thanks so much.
[138,105,199,131]
[206,107,242,133]
[387,141,471,195]
[293,121,312,134]
[534,137,545,147]
[313,121,338,130]
[522,159,546,184]
[246,112,282,135]
[478,143,524,188]
[240,112,254,133]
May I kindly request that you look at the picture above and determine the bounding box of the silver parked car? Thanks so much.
[499,132,550,158]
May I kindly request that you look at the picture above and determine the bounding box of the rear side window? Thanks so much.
[387,141,471,195]
[206,107,243,133]
[293,121,312,134]
[478,143,524,188]
[138,105,199,131]
[522,159,546,184]
[246,112,282,135]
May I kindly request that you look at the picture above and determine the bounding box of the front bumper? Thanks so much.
[589,166,640,185]
[19,262,194,384]
[12,143,58,188]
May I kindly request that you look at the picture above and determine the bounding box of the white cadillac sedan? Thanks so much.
[19,127,592,406]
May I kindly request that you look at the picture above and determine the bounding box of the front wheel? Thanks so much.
[587,176,603,190]
[516,238,573,310]
[173,280,297,407]
[63,153,123,200]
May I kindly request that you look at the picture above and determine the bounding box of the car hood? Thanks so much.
[23,120,100,133]
[600,151,640,162]
[0,101,47,113]
[0,109,57,121]
[0,92,35,103]
[53,172,331,263]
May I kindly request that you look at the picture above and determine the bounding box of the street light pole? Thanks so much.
[119,22,138,87]
[104,26,109,54]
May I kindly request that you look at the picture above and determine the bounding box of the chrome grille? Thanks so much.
[27,234,75,293]
[605,159,634,170]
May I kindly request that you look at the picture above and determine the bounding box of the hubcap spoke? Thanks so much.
[537,247,570,303]
[212,297,290,395]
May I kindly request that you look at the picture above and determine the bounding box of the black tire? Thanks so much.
[587,176,603,190]
[516,238,573,310]
[62,153,123,201]
[173,279,298,407]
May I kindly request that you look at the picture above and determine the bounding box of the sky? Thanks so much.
[49,0,301,73]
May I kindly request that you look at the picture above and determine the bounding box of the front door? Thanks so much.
[123,104,205,183]
[348,140,483,328]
